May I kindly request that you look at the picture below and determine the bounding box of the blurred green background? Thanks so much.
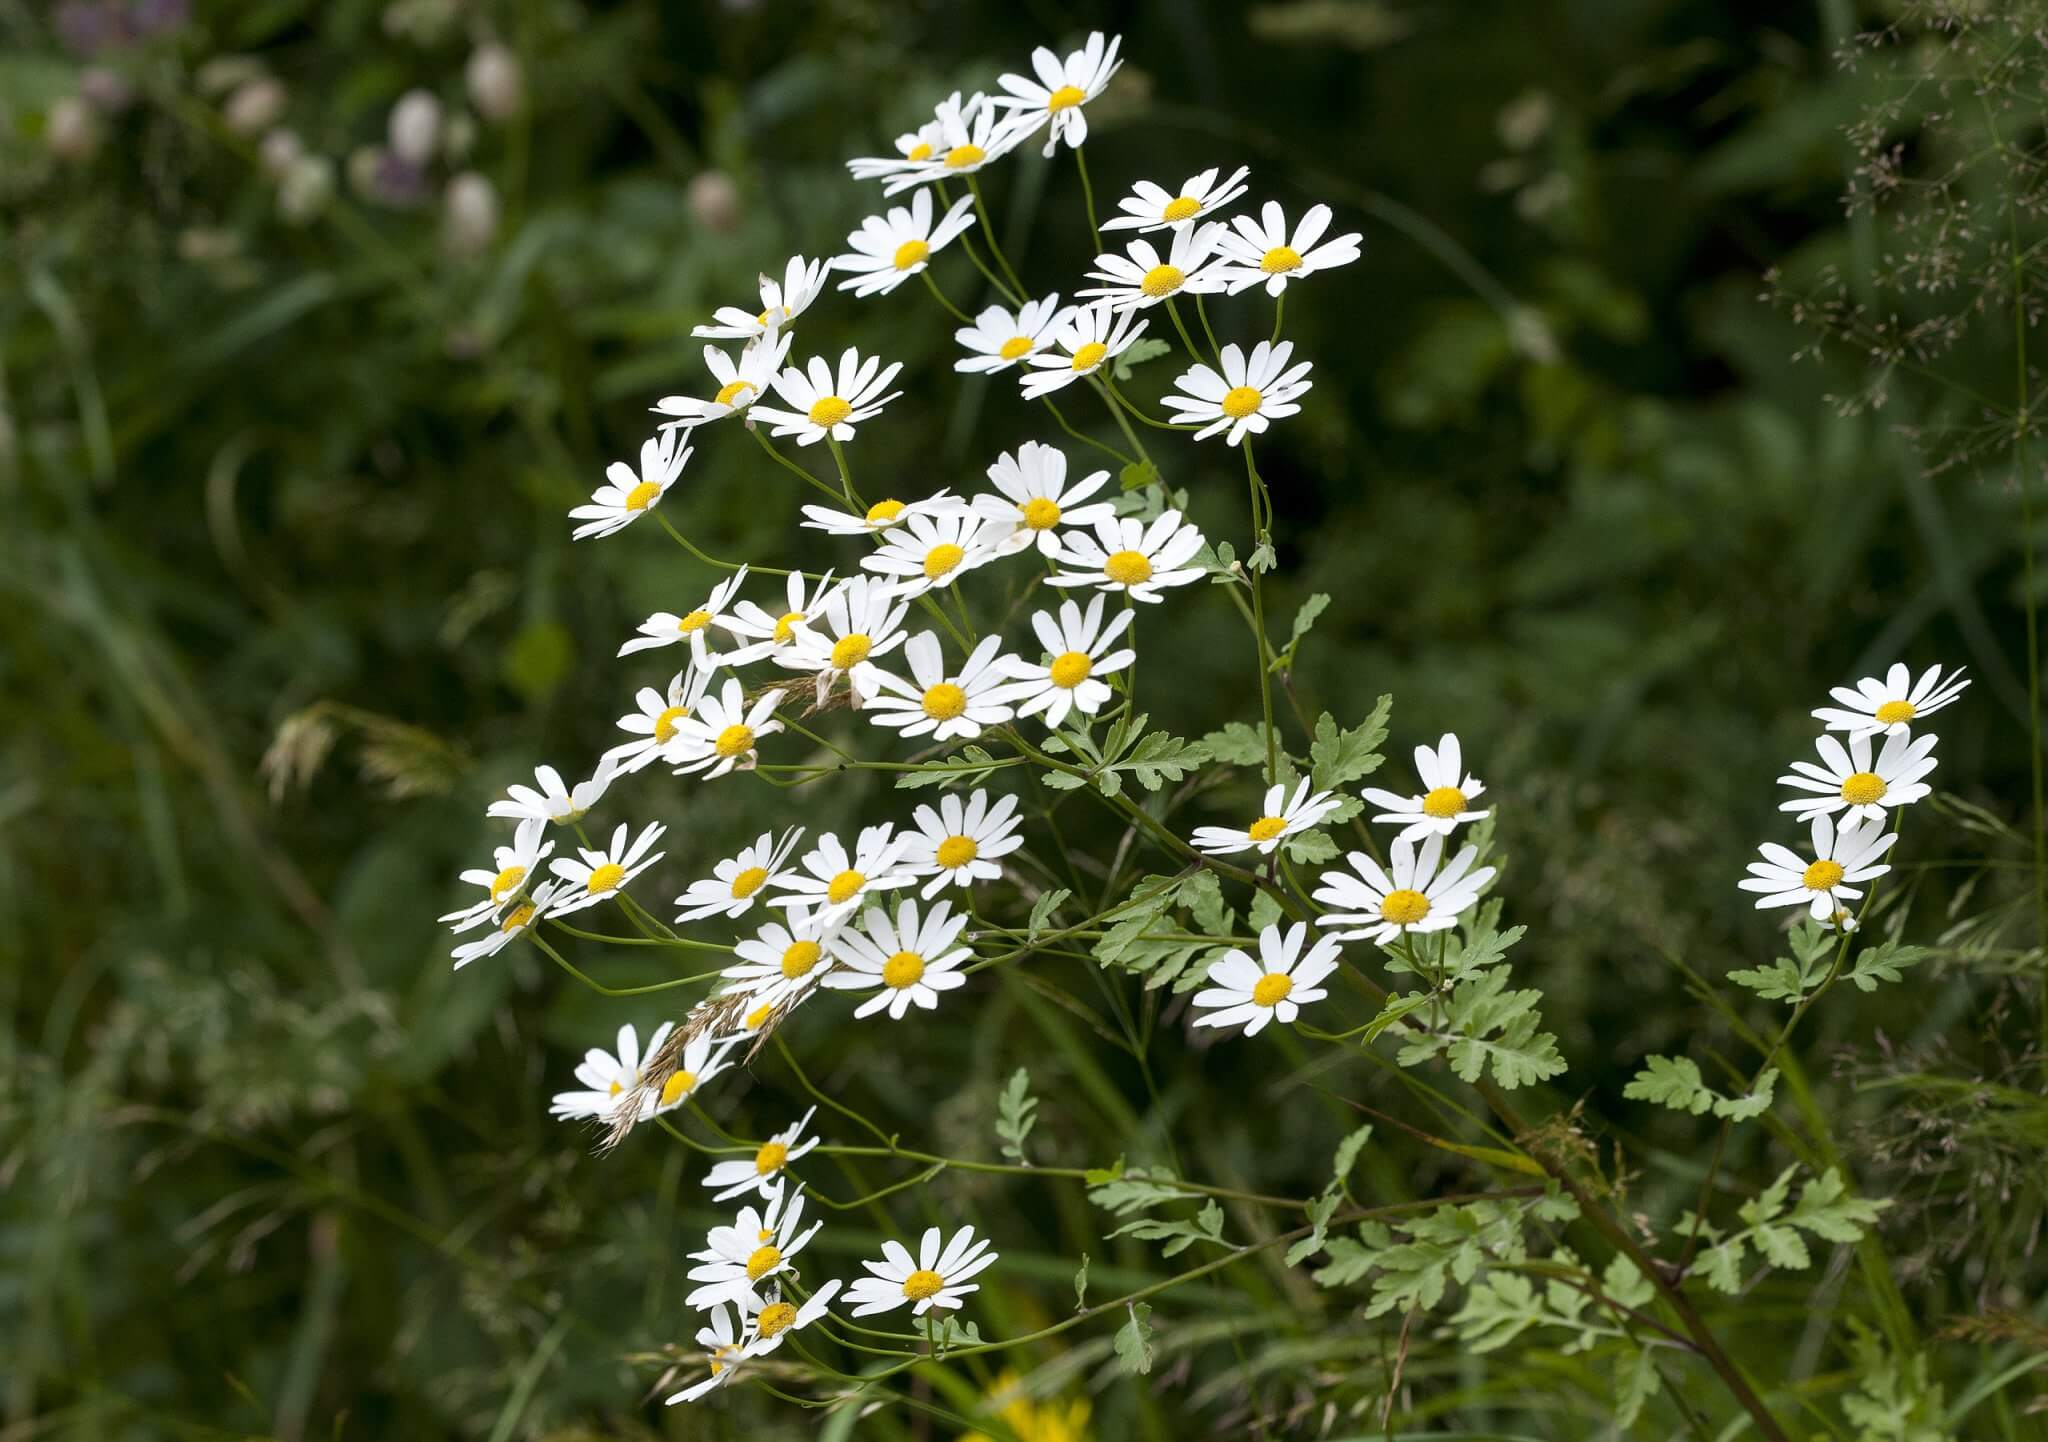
[6,0,2043,1438]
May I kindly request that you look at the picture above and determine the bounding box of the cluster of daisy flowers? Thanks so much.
[1737,663,1966,927]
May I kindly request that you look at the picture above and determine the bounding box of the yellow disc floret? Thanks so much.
[755,1301,798,1337]
[500,901,536,932]
[1069,341,1108,371]
[1020,497,1062,529]
[585,862,626,894]
[807,395,854,428]
[1048,651,1092,688]
[1261,244,1304,274]
[774,610,805,643]
[624,480,661,511]
[922,682,968,720]
[1139,263,1185,297]
[865,498,905,524]
[489,865,526,902]
[826,870,866,905]
[1046,84,1086,112]
[902,1268,946,1300]
[754,1141,789,1175]
[906,141,934,162]
[1379,888,1431,926]
[1874,699,1916,725]
[1840,771,1887,806]
[745,1244,783,1281]
[1803,859,1846,891]
[1246,816,1288,843]
[729,865,769,899]
[1162,195,1202,222]
[660,1071,695,1106]
[1103,549,1153,586]
[882,950,926,989]
[780,940,822,978]
[744,1002,773,1030]
[654,704,689,744]
[714,378,755,407]
[943,143,985,168]
[714,723,755,758]
[923,542,966,580]
[831,633,872,669]
[1251,972,1294,1007]
[935,835,978,870]
[676,609,712,632]
[1421,786,1467,819]
[1220,385,1263,419]
[998,335,1036,360]
[892,238,930,271]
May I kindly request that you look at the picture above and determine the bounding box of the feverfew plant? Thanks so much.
[434,31,1968,1439]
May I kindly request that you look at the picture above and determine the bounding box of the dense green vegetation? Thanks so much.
[6,1,2046,1438]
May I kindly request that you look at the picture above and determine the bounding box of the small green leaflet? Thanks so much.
[1624,1056,1778,1121]
[1072,1253,1090,1311]
[1118,459,1160,492]
[894,745,1003,790]
[1309,696,1392,791]
[1198,720,1269,766]
[1285,1190,1344,1266]
[1043,713,1207,796]
[1691,1166,1889,1294]
[1110,1198,1225,1258]
[995,1068,1038,1163]
[1271,591,1331,673]
[1026,887,1070,942]
[1111,336,1173,380]
[1843,939,1930,992]
[1114,1301,1156,1374]
[1396,969,1567,1088]
[1087,1167,1188,1216]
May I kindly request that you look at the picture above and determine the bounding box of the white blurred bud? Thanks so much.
[466,42,524,122]
[224,76,287,136]
[388,88,442,168]
[79,67,134,114]
[348,145,385,199]
[686,169,741,233]
[259,127,304,179]
[197,55,264,97]
[442,111,476,163]
[46,95,101,161]
[441,171,499,258]
[279,155,337,224]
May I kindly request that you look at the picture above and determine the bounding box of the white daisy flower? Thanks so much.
[451,879,560,968]
[969,440,1117,557]
[647,1028,745,1115]
[848,116,949,184]
[751,347,904,447]
[685,1184,823,1310]
[1777,730,1939,824]
[721,911,843,1008]
[800,490,968,538]
[769,823,919,923]
[733,1279,841,1359]
[1190,778,1341,857]
[822,897,974,1019]
[1314,833,1496,946]
[1813,662,1971,739]
[440,817,554,932]
[703,1107,821,1203]
[1045,508,1209,603]
[692,255,829,343]
[675,827,806,923]
[1213,201,1363,297]
[955,294,1075,374]
[1077,222,1228,312]
[776,575,913,707]
[1163,340,1314,446]
[486,758,618,826]
[569,430,691,539]
[867,632,1018,743]
[900,789,1025,897]
[992,594,1134,727]
[651,332,792,429]
[1738,814,1898,921]
[832,187,978,298]
[548,820,667,917]
[987,30,1123,156]
[1361,732,1491,841]
[1019,300,1150,398]
[722,570,839,666]
[665,1305,745,1405]
[605,664,716,777]
[1101,165,1251,233]
[1190,921,1342,1036]
[550,1021,678,1122]
[843,1225,998,1316]
[874,91,1023,196]
[669,677,787,779]
[860,509,1000,599]
[617,567,753,661]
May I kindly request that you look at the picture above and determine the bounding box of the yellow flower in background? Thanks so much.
[961,1372,1093,1442]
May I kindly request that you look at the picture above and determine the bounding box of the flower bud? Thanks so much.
[259,127,304,179]
[46,95,101,162]
[686,169,742,233]
[466,42,524,122]
[223,76,286,135]
[279,155,336,224]
[442,171,499,257]
[388,88,442,167]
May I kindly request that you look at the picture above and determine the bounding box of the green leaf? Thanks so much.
[1199,721,1269,766]
[1788,1167,1888,1242]
[1332,1124,1374,1187]
[1285,1190,1344,1266]
[1118,459,1160,492]
[1400,969,1567,1089]
[1310,696,1393,791]
[1843,940,1931,992]
[1623,1055,1717,1115]
[1113,1302,1155,1375]
[1110,1198,1226,1258]
[1026,887,1071,942]
[995,1067,1038,1163]
[894,745,1002,790]
[1073,1253,1090,1311]
[1087,1167,1187,1216]
[1281,828,1339,864]
[1615,1344,1661,1428]
[1726,951,1829,1003]
[1111,336,1173,379]
[1272,591,1331,672]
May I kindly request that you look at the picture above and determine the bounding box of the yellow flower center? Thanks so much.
[935,835,979,870]
[902,1268,946,1300]
[998,334,1036,360]
[807,395,854,428]
[1840,771,1887,806]
[882,950,926,989]
[489,865,526,901]
[1874,699,1916,724]
[1803,859,1846,891]
[608,1080,623,1096]
[1162,195,1203,222]
[586,862,626,894]
[755,1301,799,1338]
[1379,888,1431,926]
[1261,244,1304,274]
[1421,786,1467,819]
[744,1002,773,1030]
[892,238,930,271]
[1251,972,1293,1007]
[922,682,969,720]
[780,940,822,978]
[500,901,536,932]
[714,723,755,758]
[624,480,661,511]
[866,498,905,523]
[677,609,713,632]
[1048,651,1092,688]
[1103,549,1153,586]
[1069,340,1108,371]
[1220,385,1264,419]
[745,1244,783,1280]
[654,704,689,743]
[1246,816,1288,842]
[1046,84,1087,112]
[729,865,770,899]
[826,869,866,905]
[906,141,934,161]
[1020,497,1062,529]
[943,143,985,168]
[754,1140,789,1175]
[714,378,755,407]
[660,1071,695,1106]
[773,610,806,643]
[1139,263,1185,297]
[923,542,966,580]
[830,633,872,669]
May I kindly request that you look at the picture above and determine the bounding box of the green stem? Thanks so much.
[920,268,972,324]
[1073,144,1103,251]
[965,173,1028,297]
